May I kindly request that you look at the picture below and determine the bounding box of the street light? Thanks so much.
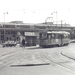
[4,12,8,22]
[3,12,8,42]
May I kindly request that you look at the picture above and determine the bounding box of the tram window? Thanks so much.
[67,35,68,38]
[47,34,51,39]
[39,33,42,38]
[54,34,58,39]
[7,37,8,40]
[39,33,43,39]
[52,34,55,39]
[43,33,47,39]
[61,34,64,39]
[39,33,47,39]
[10,37,11,40]
[64,34,68,39]
[8,32,10,34]
[57,34,61,39]
[55,34,59,39]
[17,37,19,41]
[68,35,70,38]
[49,35,51,39]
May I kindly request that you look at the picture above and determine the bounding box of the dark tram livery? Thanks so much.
[39,31,70,47]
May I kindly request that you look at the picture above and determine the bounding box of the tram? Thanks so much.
[39,31,70,47]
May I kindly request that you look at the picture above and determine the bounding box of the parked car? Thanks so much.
[2,41,17,47]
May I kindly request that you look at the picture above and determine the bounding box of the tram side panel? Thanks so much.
[46,33,70,46]
[39,33,62,46]
[39,31,70,47]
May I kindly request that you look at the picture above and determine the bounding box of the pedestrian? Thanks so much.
[22,39,25,48]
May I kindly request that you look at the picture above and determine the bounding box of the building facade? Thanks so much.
[0,21,75,46]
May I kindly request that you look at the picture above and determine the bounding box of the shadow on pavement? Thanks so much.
[27,45,62,50]
[10,63,50,67]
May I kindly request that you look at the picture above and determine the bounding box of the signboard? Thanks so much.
[24,32,36,36]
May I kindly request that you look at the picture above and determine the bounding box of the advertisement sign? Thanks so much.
[24,32,36,36]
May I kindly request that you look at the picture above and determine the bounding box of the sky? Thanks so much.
[0,0,75,26]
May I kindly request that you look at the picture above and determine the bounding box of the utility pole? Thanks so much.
[3,12,8,42]
[61,20,63,46]
[61,20,62,31]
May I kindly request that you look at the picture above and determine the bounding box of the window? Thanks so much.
[1,35,4,40]
[7,37,8,40]
[17,37,19,41]
[52,34,55,39]
[1,31,3,34]
[56,34,58,38]
[57,34,61,39]
[10,37,11,40]
[64,34,68,39]
[39,33,47,39]
[39,33,42,39]
[49,35,51,39]
[47,34,52,39]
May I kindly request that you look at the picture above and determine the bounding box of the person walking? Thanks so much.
[22,39,25,48]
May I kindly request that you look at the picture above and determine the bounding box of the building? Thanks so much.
[0,22,42,46]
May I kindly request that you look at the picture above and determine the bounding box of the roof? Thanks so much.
[0,22,35,26]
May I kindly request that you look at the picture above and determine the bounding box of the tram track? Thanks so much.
[1,46,75,72]
[0,49,26,68]
[40,51,75,72]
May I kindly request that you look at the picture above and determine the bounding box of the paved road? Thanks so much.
[0,43,75,75]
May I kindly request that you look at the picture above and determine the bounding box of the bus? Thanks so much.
[39,31,70,47]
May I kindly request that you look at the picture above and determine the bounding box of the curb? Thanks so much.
[61,52,75,60]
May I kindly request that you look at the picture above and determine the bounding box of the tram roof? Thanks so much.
[47,31,70,34]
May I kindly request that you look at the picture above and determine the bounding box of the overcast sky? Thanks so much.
[0,0,75,26]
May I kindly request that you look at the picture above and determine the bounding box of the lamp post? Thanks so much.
[3,12,8,42]
[61,20,62,31]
